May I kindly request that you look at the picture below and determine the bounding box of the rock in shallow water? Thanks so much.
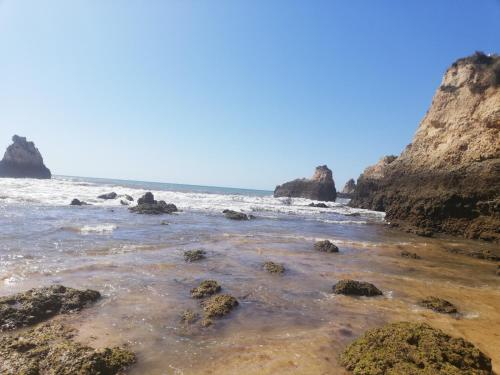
[70,198,88,206]
[191,280,221,299]
[263,261,285,274]
[202,294,238,319]
[184,249,206,262]
[0,322,135,375]
[400,250,421,259]
[97,192,117,200]
[222,209,251,220]
[333,279,382,297]
[0,135,51,179]
[418,296,458,314]
[129,192,178,215]
[0,285,100,331]
[340,321,492,375]
[274,165,337,201]
[314,240,339,253]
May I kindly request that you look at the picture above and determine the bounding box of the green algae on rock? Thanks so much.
[0,285,100,331]
[0,322,135,375]
[191,280,221,299]
[314,240,339,253]
[340,321,492,375]
[333,279,382,297]
[418,296,458,314]
[263,261,285,274]
[183,249,206,262]
[202,294,238,319]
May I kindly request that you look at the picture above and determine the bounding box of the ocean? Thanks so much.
[0,175,499,374]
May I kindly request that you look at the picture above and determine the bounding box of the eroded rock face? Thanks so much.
[0,135,51,179]
[274,165,337,201]
[340,322,492,375]
[350,53,500,241]
[0,285,100,331]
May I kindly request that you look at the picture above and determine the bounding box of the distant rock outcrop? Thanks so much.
[341,179,356,195]
[350,52,500,241]
[274,165,337,201]
[0,135,51,179]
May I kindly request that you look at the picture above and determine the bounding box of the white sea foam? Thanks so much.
[0,176,385,223]
[79,224,118,234]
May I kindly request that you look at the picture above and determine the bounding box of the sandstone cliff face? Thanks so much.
[274,165,337,201]
[0,135,51,179]
[350,52,500,241]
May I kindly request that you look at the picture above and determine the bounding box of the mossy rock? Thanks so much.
[333,279,382,297]
[401,250,421,259]
[0,285,100,331]
[263,261,285,275]
[191,280,221,299]
[340,321,492,375]
[202,294,238,319]
[184,249,206,262]
[314,240,339,253]
[418,296,458,314]
[0,322,135,375]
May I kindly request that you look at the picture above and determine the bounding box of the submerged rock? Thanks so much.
[184,249,206,262]
[274,165,337,201]
[263,261,285,274]
[120,199,129,206]
[350,53,500,242]
[400,250,421,259]
[123,194,134,201]
[497,265,500,276]
[340,321,492,375]
[0,322,135,375]
[333,279,382,297]
[180,309,199,325]
[314,240,339,253]
[223,209,251,220]
[0,285,100,331]
[191,280,221,299]
[0,135,51,179]
[308,202,329,208]
[97,192,117,200]
[446,247,500,262]
[129,192,178,215]
[418,296,458,314]
[202,294,238,319]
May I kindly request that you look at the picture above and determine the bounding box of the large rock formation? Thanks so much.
[342,178,356,195]
[0,135,51,179]
[350,52,500,241]
[274,165,337,201]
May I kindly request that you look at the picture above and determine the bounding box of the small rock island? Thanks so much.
[274,165,337,201]
[0,135,51,179]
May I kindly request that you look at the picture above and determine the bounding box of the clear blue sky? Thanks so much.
[0,1,498,190]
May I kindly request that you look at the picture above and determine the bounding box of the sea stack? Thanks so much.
[0,135,51,179]
[274,165,337,201]
[350,52,500,241]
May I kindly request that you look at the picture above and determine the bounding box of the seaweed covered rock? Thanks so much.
[202,294,238,320]
[191,280,221,299]
[0,322,135,375]
[0,285,100,331]
[0,135,51,179]
[180,309,199,325]
[350,53,500,242]
[274,165,337,201]
[418,296,458,314]
[222,209,252,220]
[129,192,178,215]
[184,249,206,262]
[263,261,285,274]
[333,279,382,297]
[314,240,339,253]
[400,250,421,259]
[340,321,492,375]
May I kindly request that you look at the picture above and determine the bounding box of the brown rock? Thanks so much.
[274,165,337,201]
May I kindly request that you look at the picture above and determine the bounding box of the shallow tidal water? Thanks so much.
[0,176,499,374]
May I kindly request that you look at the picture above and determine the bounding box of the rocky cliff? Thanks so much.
[341,179,357,195]
[274,165,337,201]
[0,135,51,179]
[350,52,500,241]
